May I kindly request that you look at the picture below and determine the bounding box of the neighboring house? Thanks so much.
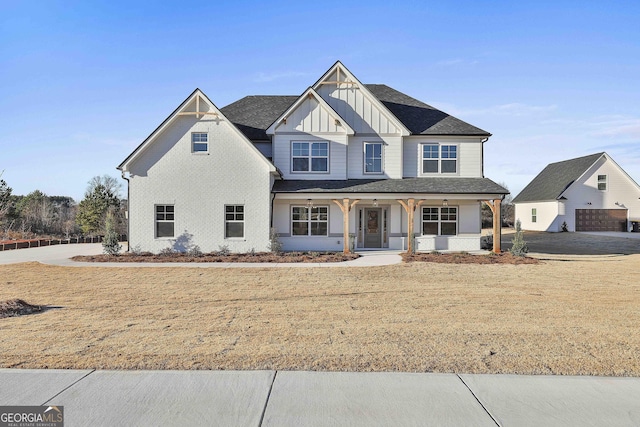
[513,152,640,232]
[118,61,508,253]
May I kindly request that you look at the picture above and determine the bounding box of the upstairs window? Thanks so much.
[421,144,457,174]
[532,208,537,223]
[364,142,383,174]
[292,141,329,172]
[192,133,208,153]
[225,205,244,238]
[156,205,175,238]
[598,175,607,191]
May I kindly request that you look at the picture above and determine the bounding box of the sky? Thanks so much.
[1,0,639,202]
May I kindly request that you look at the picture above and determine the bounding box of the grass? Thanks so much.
[1,257,639,375]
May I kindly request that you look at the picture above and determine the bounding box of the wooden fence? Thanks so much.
[0,235,127,251]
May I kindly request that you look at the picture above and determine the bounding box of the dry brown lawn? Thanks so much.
[1,257,640,376]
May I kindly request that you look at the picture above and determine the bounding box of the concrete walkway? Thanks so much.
[2,369,639,426]
[0,244,404,267]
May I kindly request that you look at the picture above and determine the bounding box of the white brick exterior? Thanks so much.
[121,91,274,253]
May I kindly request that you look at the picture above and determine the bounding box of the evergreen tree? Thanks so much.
[510,219,529,257]
[102,209,122,255]
[76,175,121,235]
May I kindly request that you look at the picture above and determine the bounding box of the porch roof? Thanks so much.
[272,178,509,194]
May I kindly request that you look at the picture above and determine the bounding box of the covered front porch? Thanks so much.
[271,178,508,254]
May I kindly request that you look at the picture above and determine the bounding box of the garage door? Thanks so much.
[575,209,628,231]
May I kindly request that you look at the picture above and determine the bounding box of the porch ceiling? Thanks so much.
[272,178,509,195]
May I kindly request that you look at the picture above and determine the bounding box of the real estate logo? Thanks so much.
[0,406,63,427]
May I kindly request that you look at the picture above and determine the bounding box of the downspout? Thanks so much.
[481,137,488,178]
[120,170,130,252]
[270,192,276,228]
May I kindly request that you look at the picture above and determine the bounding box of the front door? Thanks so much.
[364,208,382,248]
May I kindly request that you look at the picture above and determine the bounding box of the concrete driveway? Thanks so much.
[501,231,640,255]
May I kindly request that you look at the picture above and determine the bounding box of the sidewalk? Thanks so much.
[2,369,639,426]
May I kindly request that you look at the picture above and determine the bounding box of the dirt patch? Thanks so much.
[2,259,640,376]
[402,252,539,264]
[0,299,42,319]
[72,251,359,263]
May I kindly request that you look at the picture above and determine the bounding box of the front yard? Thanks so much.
[1,257,639,375]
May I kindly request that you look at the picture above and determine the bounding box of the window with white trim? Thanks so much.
[156,205,174,238]
[225,205,244,238]
[192,133,208,153]
[421,206,457,235]
[598,174,607,191]
[291,206,328,236]
[364,142,383,174]
[292,141,329,172]
[421,144,457,174]
[531,208,537,223]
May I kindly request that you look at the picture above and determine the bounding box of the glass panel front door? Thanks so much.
[364,208,382,248]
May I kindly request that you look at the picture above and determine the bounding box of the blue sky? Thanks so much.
[1,0,639,201]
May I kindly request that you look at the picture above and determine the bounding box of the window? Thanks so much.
[364,142,383,174]
[192,133,208,152]
[291,206,328,236]
[422,207,457,235]
[532,208,537,223]
[225,205,244,238]
[598,174,607,191]
[421,144,457,174]
[156,205,174,238]
[292,141,328,172]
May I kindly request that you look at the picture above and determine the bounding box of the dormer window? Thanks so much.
[192,133,208,153]
[421,144,457,174]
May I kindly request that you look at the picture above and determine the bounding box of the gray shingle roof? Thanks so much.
[220,95,298,141]
[512,153,605,203]
[220,85,490,141]
[365,84,491,136]
[273,178,509,194]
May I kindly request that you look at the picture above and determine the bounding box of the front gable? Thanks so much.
[312,61,410,136]
[266,88,354,135]
[119,89,276,175]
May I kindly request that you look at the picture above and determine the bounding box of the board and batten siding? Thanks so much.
[126,114,273,253]
[316,71,403,136]
[402,136,484,178]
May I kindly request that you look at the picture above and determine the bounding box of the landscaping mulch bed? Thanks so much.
[402,252,539,264]
[72,251,360,263]
[0,299,43,319]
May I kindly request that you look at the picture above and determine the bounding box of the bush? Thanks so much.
[187,245,202,257]
[159,247,175,256]
[509,220,529,257]
[561,221,568,232]
[217,245,230,256]
[102,210,121,256]
[268,228,282,254]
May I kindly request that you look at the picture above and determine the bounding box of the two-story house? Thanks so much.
[118,61,508,254]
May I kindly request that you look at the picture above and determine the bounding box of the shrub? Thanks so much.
[247,247,256,256]
[159,247,175,256]
[561,221,568,232]
[509,219,529,257]
[268,227,282,254]
[187,245,202,257]
[130,244,143,255]
[217,245,230,256]
[102,210,122,256]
